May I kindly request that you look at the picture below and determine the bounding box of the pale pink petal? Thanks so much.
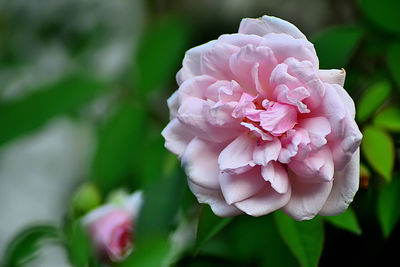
[318,83,346,137]
[188,180,242,217]
[260,34,318,68]
[181,138,222,190]
[278,128,311,163]
[260,103,297,136]
[283,57,325,110]
[177,96,241,142]
[282,172,333,220]
[178,75,217,104]
[261,161,289,194]
[219,167,265,204]
[177,40,217,85]
[200,42,239,80]
[232,92,257,118]
[289,146,334,183]
[319,149,360,216]
[234,183,291,217]
[238,15,306,40]
[167,90,179,120]
[253,138,281,165]
[333,84,356,119]
[217,33,263,48]
[229,44,277,95]
[299,117,331,149]
[318,69,346,87]
[218,134,255,174]
[161,118,194,157]
[240,122,273,141]
[274,84,310,113]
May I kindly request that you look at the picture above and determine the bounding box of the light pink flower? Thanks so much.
[82,191,143,262]
[162,16,362,220]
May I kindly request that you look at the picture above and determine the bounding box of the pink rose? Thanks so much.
[162,15,362,220]
[82,191,143,262]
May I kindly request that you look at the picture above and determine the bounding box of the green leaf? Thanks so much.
[136,169,184,240]
[357,81,391,123]
[135,17,189,96]
[274,212,324,267]
[312,26,363,69]
[377,175,400,238]
[388,43,400,87]
[194,205,233,256]
[361,126,394,182]
[358,0,400,35]
[374,106,400,132]
[0,75,106,146]
[65,220,91,267]
[118,235,170,267]
[228,216,297,266]
[2,225,59,266]
[324,208,362,235]
[91,104,145,194]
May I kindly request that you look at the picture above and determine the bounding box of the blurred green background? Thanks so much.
[0,0,400,266]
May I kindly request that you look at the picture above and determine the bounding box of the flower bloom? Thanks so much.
[82,191,143,262]
[162,16,362,220]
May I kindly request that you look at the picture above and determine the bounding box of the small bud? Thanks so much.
[72,183,102,216]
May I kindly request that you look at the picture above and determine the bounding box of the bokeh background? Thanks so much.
[1,0,400,266]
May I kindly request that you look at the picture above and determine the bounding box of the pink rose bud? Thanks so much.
[82,191,143,262]
[162,15,362,220]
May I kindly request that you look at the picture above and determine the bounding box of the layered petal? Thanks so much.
[188,180,242,217]
[234,183,291,217]
[161,118,194,157]
[318,69,346,87]
[261,161,289,194]
[239,15,307,40]
[282,171,333,220]
[319,149,360,215]
[181,138,222,190]
[218,134,255,174]
[219,167,265,204]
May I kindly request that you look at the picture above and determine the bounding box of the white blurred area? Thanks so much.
[0,117,95,265]
[0,0,144,265]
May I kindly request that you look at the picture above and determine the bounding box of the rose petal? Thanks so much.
[333,83,356,119]
[218,134,255,174]
[261,161,289,194]
[219,166,265,204]
[319,149,360,216]
[299,116,331,149]
[260,34,318,68]
[282,172,333,220]
[188,180,242,217]
[238,15,307,40]
[253,138,281,165]
[260,103,297,136]
[177,96,241,142]
[177,40,217,85]
[161,118,194,157]
[234,182,291,217]
[167,90,179,120]
[289,146,334,183]
[200,42,239,80]
[181,138,222,190]
[178,75,217,104]
[318,69,346,87]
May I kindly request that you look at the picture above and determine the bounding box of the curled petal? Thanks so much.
[177,40,216,84]
[260,103,297,136]
[178,75,217,104]
[318,69,346,87]
[319,149,360,216]
[282,171,333,220]
[234,183,291,217]
[261,161,289,194]
[239,15,307,40]
[218,134,255,174]
[167,91,179,120]
[219,167,265,204]
[253,138,281,165]
[181,138,222,190]
[299,117,331,150]
[289,146,334,183]
[161,118,194,157]
[188,180,242,217]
